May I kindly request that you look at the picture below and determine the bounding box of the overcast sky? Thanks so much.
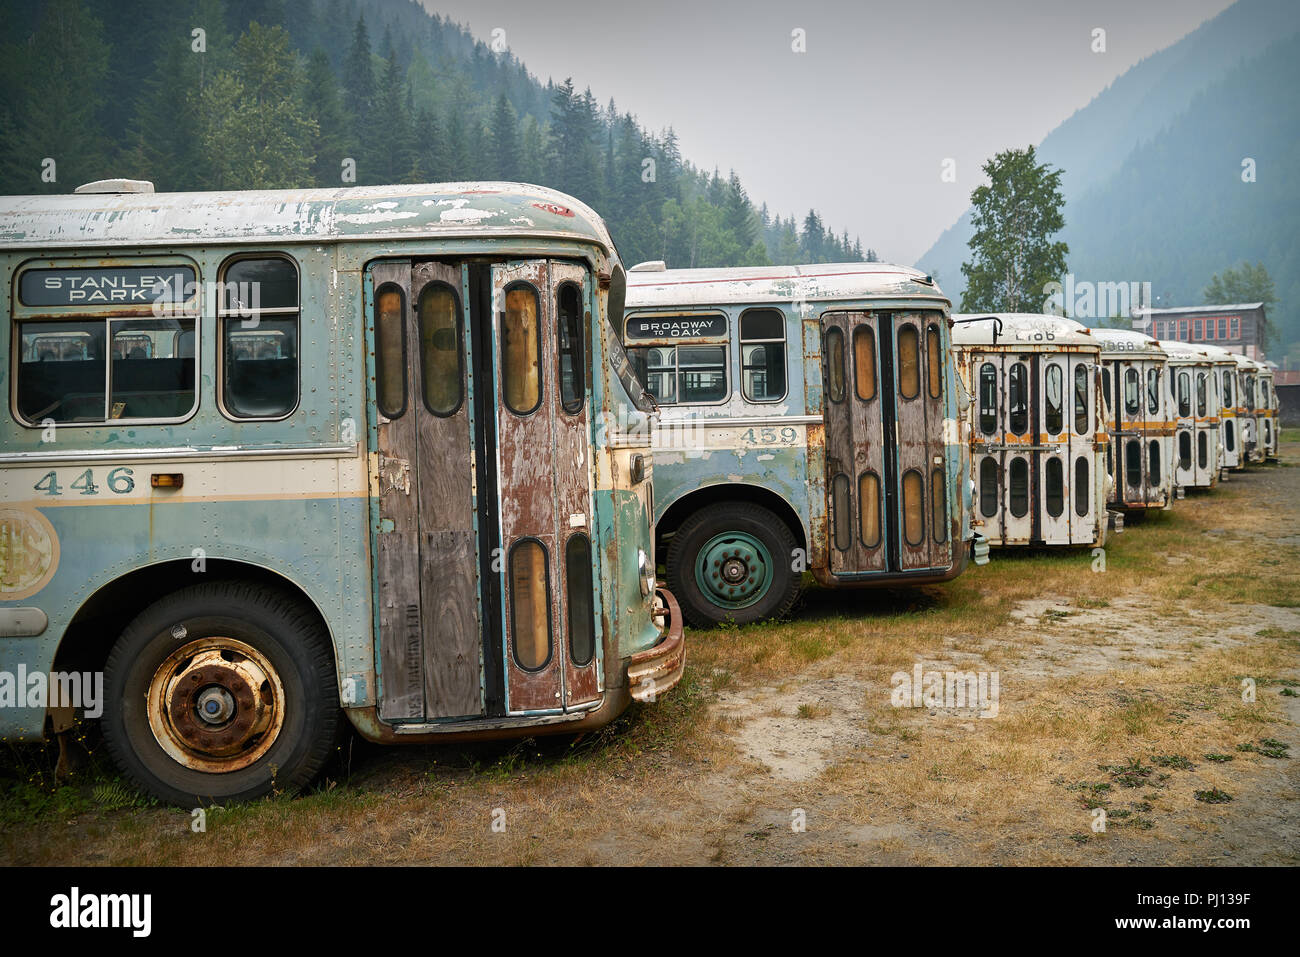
[422,0,1235,265]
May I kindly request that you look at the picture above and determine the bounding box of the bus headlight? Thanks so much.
[638,549,654,597]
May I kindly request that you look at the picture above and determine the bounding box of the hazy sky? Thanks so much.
[422,0,1235,265]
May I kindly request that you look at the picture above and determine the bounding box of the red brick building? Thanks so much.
[1131,303,1268,360]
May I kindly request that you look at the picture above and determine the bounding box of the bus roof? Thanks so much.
[1190,343,1243,365]
[1157,339,1216,363]
[1094,327,1166,358]
[0,181,617,252]
[951,312,1098,348]
[625,262,948,308]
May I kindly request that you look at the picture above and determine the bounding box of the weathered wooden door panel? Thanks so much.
[372,261,426,722]
[893,312,945,569]
[412,261,483,720]
[823,312,887,574]
[551,261,600,708]
[374,260,485,722]
[492,261,596,714]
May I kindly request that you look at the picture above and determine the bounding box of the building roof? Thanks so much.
[625,262,948,308]
[1134,303,1264,316]
[0,181,616,251]
[951,313,1098,348]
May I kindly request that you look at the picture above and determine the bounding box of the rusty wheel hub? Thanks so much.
[147,638,285,773]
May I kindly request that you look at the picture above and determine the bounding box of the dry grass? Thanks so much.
[2,437,1297,865]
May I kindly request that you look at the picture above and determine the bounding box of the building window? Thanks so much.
[739,308,786,402]
[1193,319,1203,339]
[221,256,300,420]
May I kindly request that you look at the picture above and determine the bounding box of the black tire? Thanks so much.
[102,581,340,806]
[665,502,801,628]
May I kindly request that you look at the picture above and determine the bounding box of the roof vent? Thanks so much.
[74,178,155,195]
[629,260,667,272]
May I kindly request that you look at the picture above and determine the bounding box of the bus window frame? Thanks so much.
[737,307,788,404]
[11,254,203,429]
[217,251,302,423]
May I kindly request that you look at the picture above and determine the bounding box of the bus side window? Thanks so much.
[978,362,997,435]
[739,308,786,402]
[220,255,300,419]
[1146,368,1159,415]
[1073,364,1089,434]
[1008,362,1028,435]
[556,282,585,414]
[1196,372,1207,418]
[1177,371,1191,417]
[627,344,727,404]
[1045,362,1063,435]
[1124,367,1139,416]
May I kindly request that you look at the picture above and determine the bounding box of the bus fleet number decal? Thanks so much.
[33,468,135,497]
[740,427,799,445]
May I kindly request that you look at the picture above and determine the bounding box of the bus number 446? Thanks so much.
[34,467,135,497]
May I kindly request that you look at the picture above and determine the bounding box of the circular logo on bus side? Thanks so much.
[0,507,60,601]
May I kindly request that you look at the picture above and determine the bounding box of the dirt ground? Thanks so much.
[3,442,1297,866]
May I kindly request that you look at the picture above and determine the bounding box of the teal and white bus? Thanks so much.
[622,262,982,628]
[0,179,683,804]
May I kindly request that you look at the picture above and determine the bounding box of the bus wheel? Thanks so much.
[667,503,800,628]
[102,581,340,806]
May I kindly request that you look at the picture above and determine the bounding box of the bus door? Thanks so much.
[1114,360,1150,506]
[822,311,948,574]
[1038,356,1071,543]
[369,259,599,724]
[971,354,1007,543]
[1065,357,1097,543]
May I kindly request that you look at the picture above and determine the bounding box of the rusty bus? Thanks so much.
[952,314,1111,548]
[620,262,983,628]
[1095,330,1177,512]
[1259,365,1279,461]
[1232,352,1267,465]
[0,179,684,804]
[1197,343,1243,474]
[1158,340,1221,490]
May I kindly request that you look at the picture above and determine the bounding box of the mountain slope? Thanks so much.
[917,0,1300,318]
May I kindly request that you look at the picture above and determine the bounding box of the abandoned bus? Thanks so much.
[1259,366,1279,460]
[1198,343,1242,474]
[1158,340,1221,490]
[1095,329,1176,511]
[621,261,981,628]
[0,179,683,805]
[951,314,1110,548]
[1233,352,1266,465]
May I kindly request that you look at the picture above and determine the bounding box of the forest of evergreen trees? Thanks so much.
[0,0,875,270]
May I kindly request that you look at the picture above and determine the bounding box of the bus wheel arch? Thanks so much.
[658,487,805,628]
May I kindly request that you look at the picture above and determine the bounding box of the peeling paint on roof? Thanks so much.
[626,262,948,309]
[0,181,615,251]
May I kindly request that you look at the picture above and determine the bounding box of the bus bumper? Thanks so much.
[628,588,686,702]
[970,534,990,566]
